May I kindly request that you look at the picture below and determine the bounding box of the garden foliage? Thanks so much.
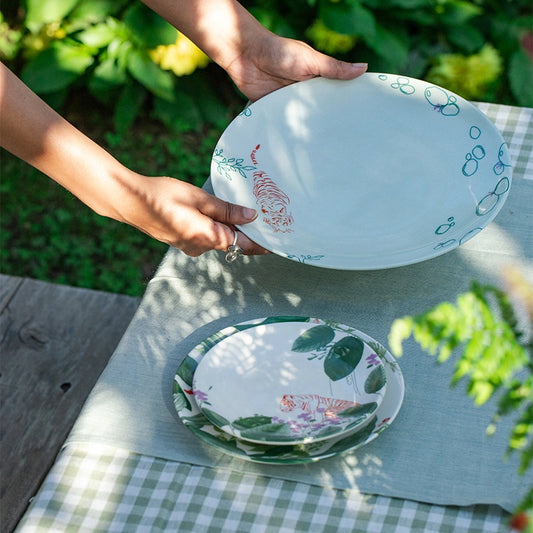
[389,273,533,514]
[1,0,532,134]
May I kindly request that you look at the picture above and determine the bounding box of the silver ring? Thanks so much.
[225,231,243,263]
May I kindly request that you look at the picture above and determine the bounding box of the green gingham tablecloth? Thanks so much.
[16,445,510,533]
[16,103,532,532]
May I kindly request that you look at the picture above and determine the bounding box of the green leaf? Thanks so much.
[68,0,128,26]
[326,416,377,453]
[25,0,79,33]
[76,21,117,48]
[232,415,273,430]
[324,336,364,381]
[261,316,310,325]
[439,1,483,26]
[176,356,198,387]
[89,54,127,97]
[127,49,174,101]
[314,424,345,439]
[113,82,146,135]
[241,426,294,440]
[337,401,378,418]
[200,407,231,429]
[384,0,431,7]
[174,73,231,129]
[153,91,203,133]
[123,3,178,48]
[365,366,386,393]
[234,317,310,333]
[319,0,376,40]
[291,325,335,352]
[21,40,94,94]
[182,413,210,428]
[509,49,533,108]
[239,423,295,442]
[446,24,485,53]
[172,388,191,412]
[365,23,409,69]
[388,317,413,357]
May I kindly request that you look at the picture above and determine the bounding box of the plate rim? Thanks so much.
[172,316,405,465]
[191,320,388,445]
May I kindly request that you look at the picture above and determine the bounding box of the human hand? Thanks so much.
[120,174,268,257]
[225,33,367,102]
[140,0,366,102]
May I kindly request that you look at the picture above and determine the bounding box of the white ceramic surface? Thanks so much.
[172,317,405,464]
[211,73,512,269]
[192,320,387,445]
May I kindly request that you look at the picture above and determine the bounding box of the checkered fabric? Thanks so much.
[16,102,529,533]
[475,102,532,180]
[16,445,510,533]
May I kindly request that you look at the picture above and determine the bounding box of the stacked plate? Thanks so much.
[172,317,405,464]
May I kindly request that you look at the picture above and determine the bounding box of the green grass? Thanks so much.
[0,88,239,296]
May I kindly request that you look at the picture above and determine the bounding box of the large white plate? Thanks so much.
[192,320,387,445]
[211,73,512,269]
[172,317,405,464]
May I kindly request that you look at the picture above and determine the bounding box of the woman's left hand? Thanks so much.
[224,32,367,102]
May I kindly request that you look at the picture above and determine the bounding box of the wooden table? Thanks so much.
[0,276,140,532]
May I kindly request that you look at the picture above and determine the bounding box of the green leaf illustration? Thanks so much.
[172,388,191,412]
[182,413,210,428]
[231,415,273,430]
[261,445,309,459]
[326,416,377,454]
[231,415,294,441]
[196,329,233,356]
[201,407,231,429]
[314,424,344,440]
[239,423,295,442]
[291,325,335,352]
[324,336,364,381]
[337,401,378,418]
[176,356,198,387]
[365,366,387,393]
[235,316,310,333]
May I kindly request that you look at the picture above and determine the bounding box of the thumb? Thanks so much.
[317,58,368,81]
[202,196,258,226]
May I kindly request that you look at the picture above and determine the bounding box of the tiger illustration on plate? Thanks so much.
[280,393,359,420]
[253,170,294,233]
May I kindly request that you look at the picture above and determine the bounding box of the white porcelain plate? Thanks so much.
[172,317,405,464]
[211,73,512,269]
[192,319,387,445]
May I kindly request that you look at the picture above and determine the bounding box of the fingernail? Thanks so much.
[243,207,257,220]
[352,63,368,69]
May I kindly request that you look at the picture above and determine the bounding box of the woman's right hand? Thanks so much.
[119,173,269,256]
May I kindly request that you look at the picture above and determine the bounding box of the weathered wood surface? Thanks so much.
[0,275,141,533]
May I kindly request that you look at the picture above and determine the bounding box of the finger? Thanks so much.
[235,230,271,256]
[316,57,368,80]
[199,193,257,226]
[216,224,270,256]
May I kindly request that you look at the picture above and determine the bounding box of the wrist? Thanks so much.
[142,0,269,71]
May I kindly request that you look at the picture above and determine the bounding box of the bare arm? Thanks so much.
[0,62,262,256]
[141,0,367,101]
[0,1,366,257]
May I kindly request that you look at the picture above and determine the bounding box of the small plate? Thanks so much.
[192,319,387,445]
[211,73,512,269]
[172,317,405,464]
